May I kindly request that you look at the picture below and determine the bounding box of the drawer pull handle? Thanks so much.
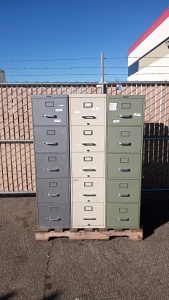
[116,193,130,197]
[117,142,131,146]
[82,168,96,172]
[83,217,96,220]
[48,193,60,197]
[82,143,96,146]
[44,142,58,146]
[42,114,57,118]
[83,194,96,197]
[82,116,96,119]
[117,217,129,221]
[117,114,132,119]
[49,217,61,221]
[117,168,130,172]
[46,168,59,172]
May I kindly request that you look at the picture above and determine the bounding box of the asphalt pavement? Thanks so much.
[0,192,169,300]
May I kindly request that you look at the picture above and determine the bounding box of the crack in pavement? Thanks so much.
[97,243,148,299]
[43,240,54,300]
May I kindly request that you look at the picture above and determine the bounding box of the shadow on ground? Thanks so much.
[0,292,17,300]
[0,291,63,300]
[141,191,169,239]
[43,291,62,300]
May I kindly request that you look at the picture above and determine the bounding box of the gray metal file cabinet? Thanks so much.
[69,95,106,228]
[106,95,144,229]
[31,95,70,228]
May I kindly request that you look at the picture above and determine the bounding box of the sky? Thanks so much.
[0,0,169,83]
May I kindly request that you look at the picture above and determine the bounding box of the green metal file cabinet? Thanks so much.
[106,95,144,229]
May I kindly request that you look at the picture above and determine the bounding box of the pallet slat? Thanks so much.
[35,228,143,241]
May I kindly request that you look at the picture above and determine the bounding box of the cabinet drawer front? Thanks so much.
[107,154,141,178]
[36,178,70,204]
[38,203,70,228]
[107,96,144,126]
[35,153,69,178]
[107,203,140,229]
[72,178,105,203]
[107,126,142,153]
[69,96,105,126]
[72,203,104,227]
[71,125,105,152]
[71,152,105,178]
[34,126,69,153]
[106,179,140,203]
[32,96,68,126]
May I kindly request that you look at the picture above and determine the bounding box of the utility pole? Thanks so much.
[101,52,105,93]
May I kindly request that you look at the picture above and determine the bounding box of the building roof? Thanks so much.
[128,7,169,55]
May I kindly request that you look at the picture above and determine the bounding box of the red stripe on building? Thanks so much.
[128,7,169,55]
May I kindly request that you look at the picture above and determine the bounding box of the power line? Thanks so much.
[0,57,100,63]
[5,72,169,78]
[7,74,101,77]
[2,66,169,71]
[0,67,100,70]
[0,56,169,63]
[106,56,169,59]
[106,73,169,75]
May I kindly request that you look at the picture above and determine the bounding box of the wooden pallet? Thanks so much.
[35,228,143,241]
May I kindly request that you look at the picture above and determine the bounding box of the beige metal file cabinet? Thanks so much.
[106,95,144,229]
[69,95,106,228]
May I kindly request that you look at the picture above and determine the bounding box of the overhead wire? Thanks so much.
[1,56,169,81]
[0,55,169,63]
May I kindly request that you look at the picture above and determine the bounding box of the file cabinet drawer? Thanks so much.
[107,203,140,229]
[71,125,105,152]
[34,126,69,153]
[38,203,70,228]
[72,203,104,227]
[35,153,69,178]
[36,178,70,204]
[107,96,144,126]
[31,95,68,126]
[71,152,105,178]
[107,126,142,153]
[72,178,105,203]
[69,95,105,126]
[107,179,140,203]
[107,153,141,178]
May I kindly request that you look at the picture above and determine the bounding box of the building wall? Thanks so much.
[139,41,169,69]
[128,8,169,81]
